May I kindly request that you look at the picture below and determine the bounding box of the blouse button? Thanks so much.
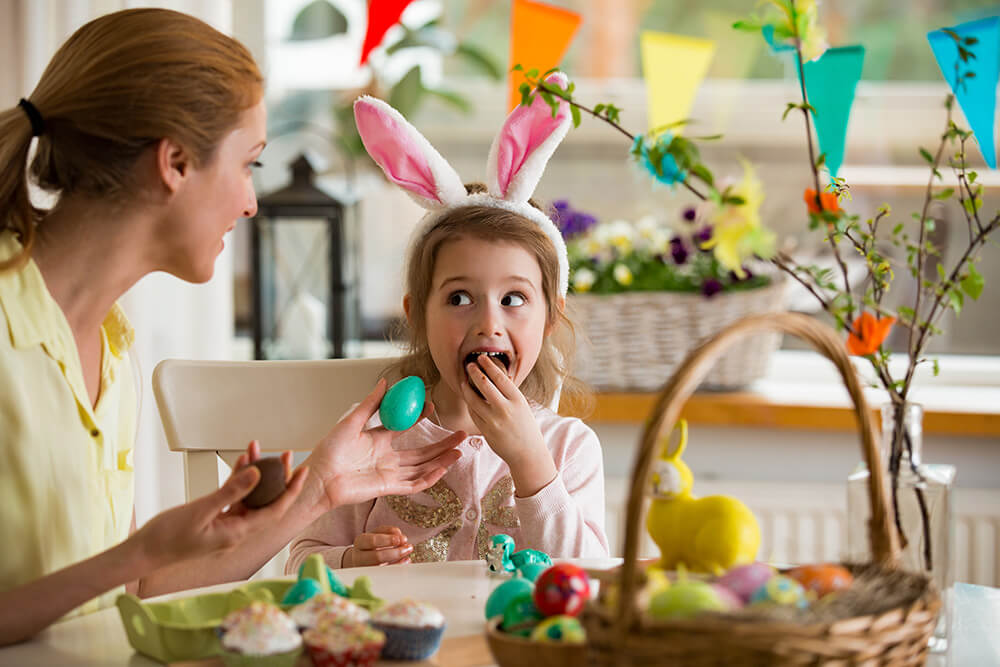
[465,508,477,521]
[90,428,100,438]
[469,437,484,448]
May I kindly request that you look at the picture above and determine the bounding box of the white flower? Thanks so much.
[573,268,596,292]
[613,264,634,286]
[596,220,635,254]
[635,215,660,240]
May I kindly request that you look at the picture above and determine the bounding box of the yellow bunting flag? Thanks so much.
[640,31,716,135]
[509,0,582,110]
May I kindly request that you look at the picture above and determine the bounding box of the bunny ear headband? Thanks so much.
[353,72,572,296]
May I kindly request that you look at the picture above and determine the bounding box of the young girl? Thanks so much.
[287,74,609,570]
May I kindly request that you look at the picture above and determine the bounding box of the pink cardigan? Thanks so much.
[286,405,608,571]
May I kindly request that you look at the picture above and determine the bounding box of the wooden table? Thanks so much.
[1,561,997,666]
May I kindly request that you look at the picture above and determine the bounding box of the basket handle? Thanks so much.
[612,312,901,637]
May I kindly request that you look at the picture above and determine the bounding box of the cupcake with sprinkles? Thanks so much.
[219,602,302,667]
[290,592,370,630]
[302,620,386,667]
[370,598,446,660]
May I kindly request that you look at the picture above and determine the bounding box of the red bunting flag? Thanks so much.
[360,0,415,65]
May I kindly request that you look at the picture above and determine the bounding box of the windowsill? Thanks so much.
[571,350,1000,437]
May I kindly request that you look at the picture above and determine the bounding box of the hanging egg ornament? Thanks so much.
[532,563,591,617]
[485,577,534,620]
[787,564,854,599]
[379,376,425,431]
[502,593,545,637]
[716,562,776,603]
[529,615,586,644]
[749,575,810,609]
[648,580,727,619]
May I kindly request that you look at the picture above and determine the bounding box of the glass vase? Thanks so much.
[846,402,955,653]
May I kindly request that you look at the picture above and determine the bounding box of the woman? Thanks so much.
[0,8,463,645]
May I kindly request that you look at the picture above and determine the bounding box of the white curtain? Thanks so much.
[1,0,237,524]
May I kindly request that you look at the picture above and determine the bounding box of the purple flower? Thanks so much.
[694,225,713,247]
[670,237,689,265]
[682,206,697,223]
[701,278,723,298]
[551,200,598,238]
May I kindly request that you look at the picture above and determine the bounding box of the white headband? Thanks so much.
[353,72,572,295]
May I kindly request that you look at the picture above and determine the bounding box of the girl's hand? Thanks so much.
[134,442,306,569]
[344,526,413,567]
[305,379,465,511]
[461,355,557,497]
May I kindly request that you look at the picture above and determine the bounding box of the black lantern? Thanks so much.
[250,154,361,359]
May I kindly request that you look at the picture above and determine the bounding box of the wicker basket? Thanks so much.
[581,312,940,666]
[569,278,787,391]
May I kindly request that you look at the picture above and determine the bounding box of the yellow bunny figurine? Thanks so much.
[646,420,761,574]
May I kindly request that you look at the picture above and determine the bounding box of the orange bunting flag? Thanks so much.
[804,188,840,215]
[846,312,895,356]
[509,0,582,110]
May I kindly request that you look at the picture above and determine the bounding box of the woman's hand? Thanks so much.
[461,355,557,497]
[344,525,413,567]
[133,442,306,569]
[304,379,465,511]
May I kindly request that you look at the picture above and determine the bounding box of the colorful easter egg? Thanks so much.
[485,577,533,620]
[711,583,744,610]
[533,563,591,617]
[648,580,727,619]
[749,575,809,609]
[717,562,776,602]
[517,562,549,582]
[502,593,544,637]
[281,577,322,605]
[529,615,586,644]
[787,564,854,599]
[379,376,425,431]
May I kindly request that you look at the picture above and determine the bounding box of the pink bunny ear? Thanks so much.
[354,96,466,209]
[487,72,572,203]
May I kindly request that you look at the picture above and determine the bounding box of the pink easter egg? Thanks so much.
[711,583,744,610]
[717,563,775,603]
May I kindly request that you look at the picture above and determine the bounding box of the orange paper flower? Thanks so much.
[804,188,840,215]
[846,312,896,356]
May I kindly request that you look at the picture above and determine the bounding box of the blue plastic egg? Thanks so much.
[485,576,533,620]
[280,577,322,605]
[379,376,426,431]
[517,562,548,582]
[749,575,809,609]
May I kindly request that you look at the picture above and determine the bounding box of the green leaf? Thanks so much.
[512,64,524,72]
[898,305,915,323]
[691,164,715,187]
[919,147,934,164]
[594,103,605,115]
[892,223,904,236]
[968,171,978,184]
[526,68,539,79]
[961,263,985,300]
[933,359,940,376]
[815,152,826,169]
[948,288,964,314]
[288,0,348,40]
[570,104,581,128]
[455,42,503,79]
[782,102,798,121]
[388,66,424,118]
[423,87,472,113]
[933,187,955,200]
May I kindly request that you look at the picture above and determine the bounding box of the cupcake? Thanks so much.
[302,620,386,667]
[370,598,446,661]
[290,592,370,630]
[219,602,302,667]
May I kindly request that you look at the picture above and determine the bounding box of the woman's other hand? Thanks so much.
[133,443,306,568]
[343,525,413,567]
[304,379,464,511]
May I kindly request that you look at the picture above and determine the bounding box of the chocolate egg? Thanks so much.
[648,580,727,619]
[485,576,533,620]
[533,563,591,617]
[242,458,287,509]
[379,376,426,431]
[787,564,853,599]
[529,615,586,644]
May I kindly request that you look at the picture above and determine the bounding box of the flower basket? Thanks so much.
[581,312,940,666]
[569,277,787,391]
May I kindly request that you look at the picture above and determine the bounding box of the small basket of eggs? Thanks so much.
[580,312,940,666]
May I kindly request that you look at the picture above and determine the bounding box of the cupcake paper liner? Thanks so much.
[371,622,446,661]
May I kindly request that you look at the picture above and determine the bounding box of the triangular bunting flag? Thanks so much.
[509,0,581,110]
[360,0,415,65]
[928,17,1000,168]
[639,31,715,135]
[801,45,865,178]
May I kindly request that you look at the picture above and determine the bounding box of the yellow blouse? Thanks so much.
[0,232,136,618]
